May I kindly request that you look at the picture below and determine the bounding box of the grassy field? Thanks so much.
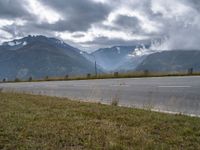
[0,93,200,149]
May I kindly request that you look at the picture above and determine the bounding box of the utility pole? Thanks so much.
[91,54,97,77]
[95,60,97,77]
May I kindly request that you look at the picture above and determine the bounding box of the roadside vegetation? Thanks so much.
[1,92,200,149]
[2,70,200,83]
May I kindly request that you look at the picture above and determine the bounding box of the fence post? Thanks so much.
[114,72,119,77]
[45,76,49,80]
[87,73,91,78]
[65,75,69,79]
[144,70,149,76]
[188,68,193,75]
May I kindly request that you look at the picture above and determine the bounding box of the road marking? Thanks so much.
[158,85,191,88]
[72,84,89,87]
[111,84,130,87]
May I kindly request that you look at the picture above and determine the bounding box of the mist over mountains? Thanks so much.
[0,35,200,80]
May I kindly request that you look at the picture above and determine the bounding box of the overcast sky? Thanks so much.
[0,0,200,51]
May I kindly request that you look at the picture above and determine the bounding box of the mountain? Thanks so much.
[91,44,151,71]
[136,50,200,72]
[117,55,147,71]
[91,46,135,71]
[0,35,99,80]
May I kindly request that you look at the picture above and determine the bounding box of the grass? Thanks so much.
[1,92,200,149]
[2,71,200,83]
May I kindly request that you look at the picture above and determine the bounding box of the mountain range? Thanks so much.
[91,44,151,71]
[0,35,200,80]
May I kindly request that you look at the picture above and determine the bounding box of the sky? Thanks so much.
[0,0,200,51]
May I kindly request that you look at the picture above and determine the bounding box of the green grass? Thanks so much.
[1,93,200,149]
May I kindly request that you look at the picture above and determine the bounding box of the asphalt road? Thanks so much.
[1,76,200,116]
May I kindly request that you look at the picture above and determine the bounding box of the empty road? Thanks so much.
[1,76,200,116]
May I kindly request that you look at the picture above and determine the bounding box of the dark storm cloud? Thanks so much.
[38,0,111,31]
[0,0,111,42]
[81,36,150,49]
[0,0,111,41]
[185,0,200,11]
[71,33,85,38]
[0,0,28,19]
[114,15,142,33]
[0,0,200,51]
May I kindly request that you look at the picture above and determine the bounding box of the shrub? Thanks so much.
[2,78,6,82]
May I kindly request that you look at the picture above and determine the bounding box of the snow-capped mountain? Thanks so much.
[0,35,100,80]
[91,46,137,71]
[91,44,150,71]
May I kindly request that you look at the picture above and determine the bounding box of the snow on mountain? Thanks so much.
[22,41,27,46]
[91,46,139,71]
[2,39,28,51]
[8,41,20,46]
[128,38,170,57]
[116,47,121,54]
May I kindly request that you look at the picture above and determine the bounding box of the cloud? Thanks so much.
[39,0,111,31]
[24,0,63,24]
[0,0,28,19]
[0,0,199,51]
[114,15,141,32]
[149,0,200,51]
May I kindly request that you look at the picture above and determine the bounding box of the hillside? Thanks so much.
[91,46,136,71]
[136,50,200,72]
[0,35,98,80]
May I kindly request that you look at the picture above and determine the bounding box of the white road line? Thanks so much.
[72,84,89,87]
[110,84,130,87]
[158,85,192,88]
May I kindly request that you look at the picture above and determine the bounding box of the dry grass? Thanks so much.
[1,92,200,149]
[2,71,200,83]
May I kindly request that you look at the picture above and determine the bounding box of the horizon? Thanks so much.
[0,34,149,52]
[1,34,200,54]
